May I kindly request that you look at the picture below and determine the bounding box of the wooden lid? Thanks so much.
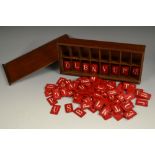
[3,34,69,85]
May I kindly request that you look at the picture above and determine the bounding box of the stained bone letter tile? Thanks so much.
[101,64,109,75]
[138,91,151,100]
[90,64,98,74]
[65,103,74,113]
[47,97,57,106]
[82,63,89,73]
[64,61,72,71]
[73,61,81,71]
[121,66,129,76]
[44,76,151,121]
[132,67,140,76]
[136,98,148,107]
[50,105,61,115]
[99,105,112,120]
[124,110,137,120]
[112,112,123,121]
[112,65,120,75]
[74,108,86,118]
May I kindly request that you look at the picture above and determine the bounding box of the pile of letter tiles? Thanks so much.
[44,76,151,121]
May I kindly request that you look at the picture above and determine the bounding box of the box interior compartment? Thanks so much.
[58,37,145,84]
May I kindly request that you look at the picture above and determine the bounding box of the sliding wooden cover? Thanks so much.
[3,34,69,85]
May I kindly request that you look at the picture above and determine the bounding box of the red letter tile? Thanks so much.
[124,110,137,120]
[120,101,134,111]
[136,98,148,107]
[94,99,104,110]
[132,67,140,76]
[112,65,120,75]
[112,112,123,121]
[99,106,112,120]
[138,91,151,100]
[73,61,81,71]
[65,103,73,113]
[64,61,72,71]
[90,64,98,74]
[82,63,89,73]
[111,104,122,114]
[50,105,61,115]
[74,108,86,118]
[47,97,57,106]
[101,64,109,75]
[121,66,129,76]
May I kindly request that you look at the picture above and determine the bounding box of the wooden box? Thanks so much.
[58,37,145,84]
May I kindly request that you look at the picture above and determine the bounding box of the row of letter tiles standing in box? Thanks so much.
[64,61,140,76]
[44,76,151,121]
